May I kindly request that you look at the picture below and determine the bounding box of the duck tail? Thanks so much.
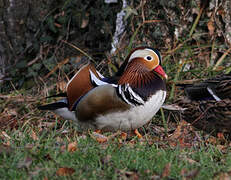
[38,99,68,110]
[45,92,67,99]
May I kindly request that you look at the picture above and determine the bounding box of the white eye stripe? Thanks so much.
[145,48,161,61]
[128,50,145,62]
[144,48,156,54]
[128,48,160,63]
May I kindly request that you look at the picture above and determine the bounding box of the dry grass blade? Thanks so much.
[61,40,95,63]
[44,58,69,79]
[189,4,205,37]
[213,47,231,70]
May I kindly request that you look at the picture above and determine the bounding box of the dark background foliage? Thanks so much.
[0,0,230,91]
[0,1,231,178]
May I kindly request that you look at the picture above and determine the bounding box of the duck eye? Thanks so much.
[145,55,153,61]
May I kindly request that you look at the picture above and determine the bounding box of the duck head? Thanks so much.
[117,47,167,87]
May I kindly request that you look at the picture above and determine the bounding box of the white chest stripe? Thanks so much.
[117,84,145,106]
[90,70,117,87]
[118,85,133,106]
[127,85,144,104]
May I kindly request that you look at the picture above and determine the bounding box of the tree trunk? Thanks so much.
[0,0,53,83]
[0,0,230,86]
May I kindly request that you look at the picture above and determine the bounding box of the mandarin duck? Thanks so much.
[164,72,231,137]
[38,47,167,133]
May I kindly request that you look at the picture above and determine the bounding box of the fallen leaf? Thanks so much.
[128,140,137,147]
[168,120,195,148]
[217,8,225,18]
[25,143,34,149]
[81,13,89,28]
[178,137,192,148]
[29,167,44,176]
[39,122,56,129]
[1,131,11,140]
[78,134,87,140]
[216,145,227,153]
[61,129,70,134]
[44,154,53,161]
[119,132,127,141]
[56,137,66,152]
[56,167,75,176]
[184,158,198,165]
[100,155,112,165]
[125,171,139,180]
[54,23,62,28]
[56,136,63,143]
[3,140,11,146]
[0,114,15,129]
[17,157,33,169]
[5,108,18,116]
[90,132,108,143]
[213,172,231,180]
[116,169,139,180]
[207,18,215,36]
[60,145,66,152]
[0,144,13,155]
[150,174,161,180]
[96,137,108,143]
[161,163,171,178]
[181,168,199,179]
[206,136,218,145]
[217,132,225,140]
[68,142,78,152]
[31,130,39,141]
[56,80,67,92]
[169,120,189,139]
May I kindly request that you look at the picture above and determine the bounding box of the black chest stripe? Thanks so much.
[116,84,145,106]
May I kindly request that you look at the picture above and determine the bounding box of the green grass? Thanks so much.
[1,120,231,179]
[1,40,230,179]
[1,39,231,179]
[2,1,231,179]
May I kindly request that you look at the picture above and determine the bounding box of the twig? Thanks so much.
[61,40,95,63]
[164,33,207,55]
[160,108,168,135]
[27,56,40,67]
[165,37,193,55]
[44,58,69,79]
[189,5,204,37]
[141,0,146,22]
[210,39,215,66]
[27,46,43,67]
[169,58,184,100]
[127,23,143,54]
[143,20,164,24]
[213,47,231,70]
[127,19,163,54]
